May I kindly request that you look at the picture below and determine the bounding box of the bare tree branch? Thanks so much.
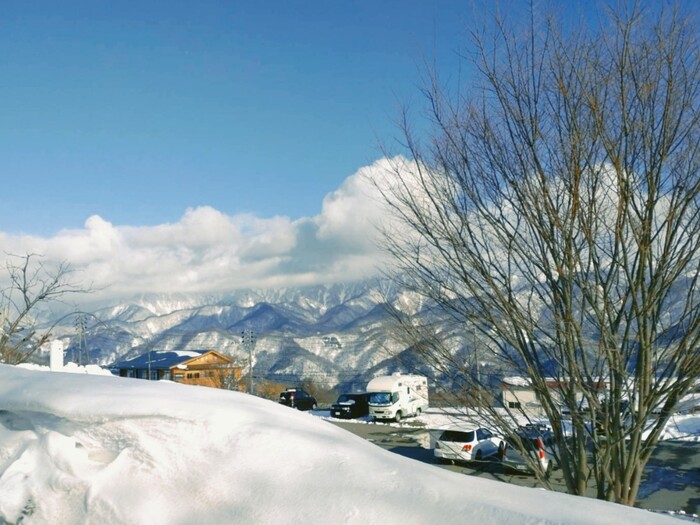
[0,253,90,364]
[377,2,700,506]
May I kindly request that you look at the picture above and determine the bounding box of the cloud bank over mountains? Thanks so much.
[0,158,402,302]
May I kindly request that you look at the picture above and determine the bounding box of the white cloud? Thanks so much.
[316,157,398,249]
[0,159,408,303]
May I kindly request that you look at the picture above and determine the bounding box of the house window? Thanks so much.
[508,401,521,409]
[174,373,184,380]
[162,371,171,380]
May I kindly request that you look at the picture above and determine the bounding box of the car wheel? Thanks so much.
[498,441,506,459]
[311,403,318,410]
[544,461,553,480]
[394,411,402,423]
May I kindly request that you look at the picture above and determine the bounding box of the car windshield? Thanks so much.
[439,430,475,443]
[337,395,355,404]
[368,392,392,405]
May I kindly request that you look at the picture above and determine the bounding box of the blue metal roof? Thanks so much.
[112,350,208,370]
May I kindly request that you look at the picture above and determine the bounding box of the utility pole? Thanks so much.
[241,329,256,394]
[472,321,481,416]
[74,314,88,366]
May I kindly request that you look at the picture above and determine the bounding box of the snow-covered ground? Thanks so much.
[319,404,700,444]
[415,407,700,443]
[0,364,693,525]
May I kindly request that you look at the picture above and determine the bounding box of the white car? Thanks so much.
[433,427,503,463]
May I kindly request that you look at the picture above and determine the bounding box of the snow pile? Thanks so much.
[655,413,700,442]
[0,365,684,525]
[16,362,113,376]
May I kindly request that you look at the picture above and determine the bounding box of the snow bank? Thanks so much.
[16,362,113,376]
[0,365,684,525]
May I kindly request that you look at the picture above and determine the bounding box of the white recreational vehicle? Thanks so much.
[366,373,429,422]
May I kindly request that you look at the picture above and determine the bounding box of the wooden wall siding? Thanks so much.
[181,351,231,367]
[116,350,243,390]
[172,351,242,388]
[175,367,243,388]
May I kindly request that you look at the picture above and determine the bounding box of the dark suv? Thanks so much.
[279,388,318,411]
[330,393,369,419]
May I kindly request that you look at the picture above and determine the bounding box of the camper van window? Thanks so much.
[392,392,400,404]
[369,392,392,405]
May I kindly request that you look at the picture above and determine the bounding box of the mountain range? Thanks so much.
[45,280,444,392]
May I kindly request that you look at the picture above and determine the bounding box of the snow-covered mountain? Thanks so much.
[46,281,430,391]
[39,270,698,397]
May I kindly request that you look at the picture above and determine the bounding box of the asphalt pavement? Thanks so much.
[329,419,700,517]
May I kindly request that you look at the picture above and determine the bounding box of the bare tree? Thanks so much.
[254,379,288,401]
[378,3,700,506]
[215,362,245,391]
[0,253,87,364]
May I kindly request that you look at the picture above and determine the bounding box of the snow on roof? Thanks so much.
[111,350,209,370]
[502,376,532,387]
[173,350,206,357]
[501,376,607,390]
[0,364,684,524]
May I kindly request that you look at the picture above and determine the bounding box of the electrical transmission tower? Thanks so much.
[241,329,256,394]
[74,314,89,366]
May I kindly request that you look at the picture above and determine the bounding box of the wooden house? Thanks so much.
[113,350,243,389]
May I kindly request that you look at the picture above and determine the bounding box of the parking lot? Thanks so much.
[329,419,700,517]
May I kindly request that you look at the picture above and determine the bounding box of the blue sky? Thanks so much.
[0,1,665,302]
[0,0,483,235]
